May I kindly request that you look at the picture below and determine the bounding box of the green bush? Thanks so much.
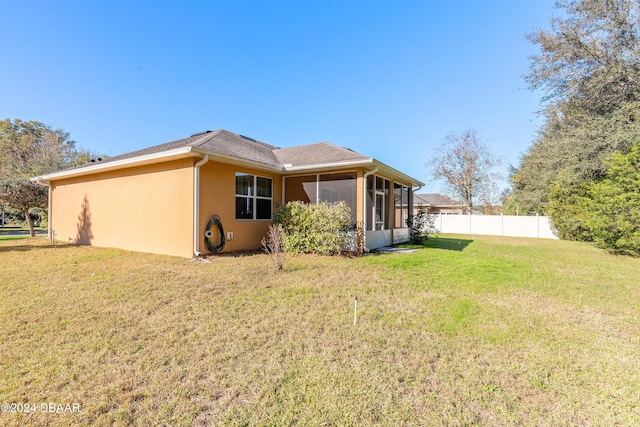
[547,173,592,241]
[406,205,438,245]
[584,144,640,256]
[274,201,352,255]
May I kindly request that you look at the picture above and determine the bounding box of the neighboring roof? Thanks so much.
[33,129,424,187]
[414,193,461,206]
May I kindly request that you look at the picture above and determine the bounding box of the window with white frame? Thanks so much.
[235,173,272,220]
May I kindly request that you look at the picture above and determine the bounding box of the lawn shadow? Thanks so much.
[425,236,473,251]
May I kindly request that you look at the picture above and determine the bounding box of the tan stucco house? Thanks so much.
[32,129,423,258]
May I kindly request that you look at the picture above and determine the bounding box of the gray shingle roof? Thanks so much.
[414,193,460,206]
[73,130,369,171]
[196,130,281,166]
[273,142,369,166]
[86,129,281,168]
[38,129,423,187]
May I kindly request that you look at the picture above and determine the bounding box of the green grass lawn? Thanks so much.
[0,236,29,242]
[0,235,638,426]
[0,225,46,232]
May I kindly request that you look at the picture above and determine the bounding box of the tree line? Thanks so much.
[502,0,640,255]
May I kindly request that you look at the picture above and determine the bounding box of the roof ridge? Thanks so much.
[237,132,280,150]
[190,129,224,148]
[274,141,335,151]
[274,141,372,159]
[194,129,281,151]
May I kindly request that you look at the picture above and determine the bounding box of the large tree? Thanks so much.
[428,129,501,213]
[526,0,640,111]
[0,118,93,236]
[0,119,82,178]
[0,179,48,235]
[506,0,640,232]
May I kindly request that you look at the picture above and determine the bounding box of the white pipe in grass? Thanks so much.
[354,296,358,326]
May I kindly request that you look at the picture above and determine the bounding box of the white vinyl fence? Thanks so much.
[434,213,558,239]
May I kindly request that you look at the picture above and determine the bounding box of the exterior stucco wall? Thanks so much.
[50,158,195,258]
[198,161,283,253]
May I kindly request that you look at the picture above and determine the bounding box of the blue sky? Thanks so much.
[1,1,556,192]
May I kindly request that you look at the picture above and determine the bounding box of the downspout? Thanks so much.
[411,185,422,208]
[193,155,209,257]
[411,184,422,214]
[36,179,52,240]
[410,184,422,237]
[282,176,286,205]
[362,167,379,243]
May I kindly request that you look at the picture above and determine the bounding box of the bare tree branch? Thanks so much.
[428,129,501,213]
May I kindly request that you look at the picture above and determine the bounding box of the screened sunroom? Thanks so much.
[283,170,415,251]
[364,175,413,249]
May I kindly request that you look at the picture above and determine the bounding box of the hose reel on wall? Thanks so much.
[204,215,225,252]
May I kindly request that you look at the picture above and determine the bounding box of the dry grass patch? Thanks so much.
[0,236,639,426]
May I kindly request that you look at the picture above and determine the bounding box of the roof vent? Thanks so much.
[239,134,257,142]
[190,130,212,137]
